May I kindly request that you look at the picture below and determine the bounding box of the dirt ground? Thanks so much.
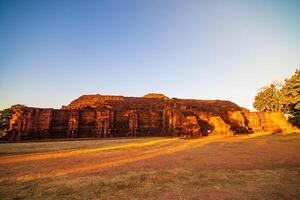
[0,133,300,200]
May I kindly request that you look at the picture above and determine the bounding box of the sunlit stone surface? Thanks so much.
[4,93,296,140]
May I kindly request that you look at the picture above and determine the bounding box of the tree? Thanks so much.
[0,104,25,136]
[0,108,13,133]
[253,69,300,127]
[253,82,282,112]
[280,69,300,127]
[280,69,300,115]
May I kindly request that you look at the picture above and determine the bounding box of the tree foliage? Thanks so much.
[253,69,300,127]
[281,69,300,127]
[0,104,25,136]
[280,69,300,115]
[253,82,282,112]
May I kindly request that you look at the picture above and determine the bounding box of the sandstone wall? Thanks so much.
[4,93,296,141]
[227,111,295,133]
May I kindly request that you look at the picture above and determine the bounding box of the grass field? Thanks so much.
[0,133,300,200]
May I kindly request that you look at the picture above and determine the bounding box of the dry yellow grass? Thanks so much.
[0,132,300,199]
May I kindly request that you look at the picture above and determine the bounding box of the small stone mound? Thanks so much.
[64,94,124,109]
[142,93,169,100]
[64,94,103,109]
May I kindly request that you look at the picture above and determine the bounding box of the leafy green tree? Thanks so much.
[280,69,300,115]
[253,69,300,127]
[253,82,282,112]
[280,69,300,127]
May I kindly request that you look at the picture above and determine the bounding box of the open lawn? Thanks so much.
[0,133,300,200]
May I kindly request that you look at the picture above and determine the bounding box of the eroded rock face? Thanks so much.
[227,111,295,133]
[4,93,296,140]
[198,112,233,136]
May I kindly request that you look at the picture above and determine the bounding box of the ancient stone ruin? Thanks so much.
[4,93,295,140]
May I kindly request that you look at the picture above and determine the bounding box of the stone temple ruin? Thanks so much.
[4,93,295,141]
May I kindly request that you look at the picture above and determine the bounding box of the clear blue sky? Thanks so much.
[0,0,299,110]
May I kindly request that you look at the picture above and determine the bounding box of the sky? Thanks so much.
[0,0,299,110]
